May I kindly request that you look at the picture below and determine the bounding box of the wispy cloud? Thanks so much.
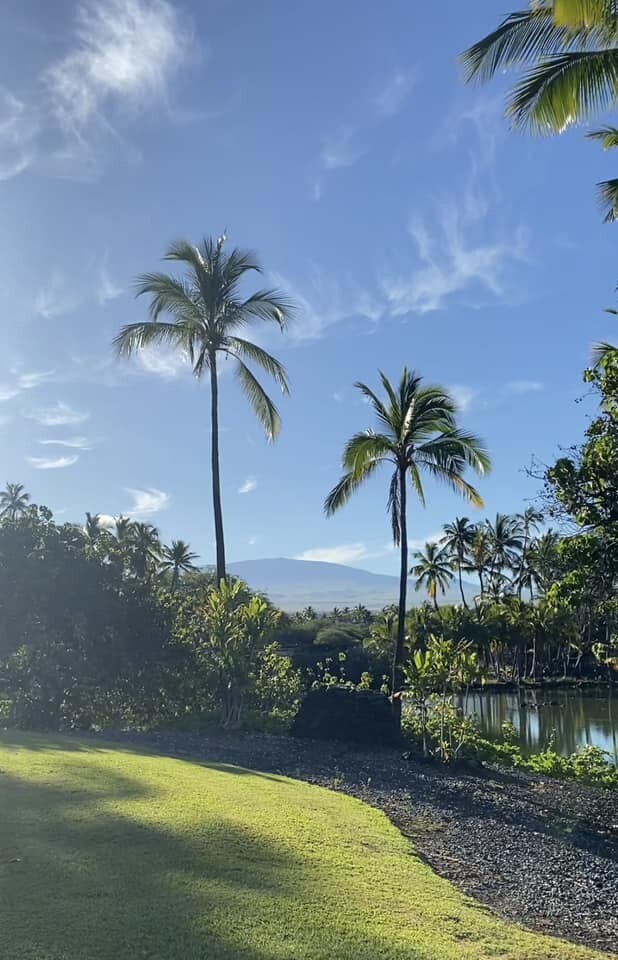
[135,345,191,379]
[1,0,192,181]
[449,384,483,414]
[39,436,93,450]
[25,401,90,426]
[27,454,79,470]
[382,204,528,316]
[125,486,170,518]
[372,68,416,118]
[296,543,373,565]
[34,272,81,319]
[238,477,257,495]
[96,256,123,304]
[273,268,383,343]
[313,65,416,200]
[408,531,444,552]
[505,380,544,395]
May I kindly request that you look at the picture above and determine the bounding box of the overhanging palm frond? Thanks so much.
[236,360,281,440]
[226,338,290,394]
[353,380,394,430]
[591,339,618,365]
[586,124,618,147]
[508,49,618,131]
[461,6,578,83]
[554,0,618,29]
[416,459,485,508]
[233,290,295,329]
[597,176,618,219]
[387,469,402,545]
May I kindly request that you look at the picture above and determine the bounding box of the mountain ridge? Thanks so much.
[227,556,477,612]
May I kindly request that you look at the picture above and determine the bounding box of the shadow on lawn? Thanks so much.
[0,737,419,960]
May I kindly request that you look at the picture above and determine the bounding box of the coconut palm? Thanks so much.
[461,1,618,221]
[324,368,490,717]
[441,516,476,607]
[160,539,199,590]
[486,513,524,590]
[515,506,544,599]
[467,526,493,596]
[113,235,293,582]
[411,541,454,610]
[129,522,161,581]
[114,516,132,542]
[528,529,561,597]
[0,482,30,521]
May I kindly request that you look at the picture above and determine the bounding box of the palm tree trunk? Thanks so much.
[458,558,468,608]
[209,352,226,582]
[392,465,408,727]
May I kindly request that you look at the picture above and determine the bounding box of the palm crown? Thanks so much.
[411,541,454,609]
[0,483,31,521]
[325,368,490,715]
[114,235,294,582]
[462,0,618,220]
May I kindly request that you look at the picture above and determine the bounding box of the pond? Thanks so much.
[454,686,618,764]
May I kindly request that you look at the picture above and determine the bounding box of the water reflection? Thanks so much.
[455,687,618,764]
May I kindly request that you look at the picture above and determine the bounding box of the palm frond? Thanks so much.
[408,461,426,508]
[353,380,394,431]
[227,338,290,394]
[324,459,382,516]
[416,460,485,509]
[387,469,402,546]
[591,339,618,365]
[113,320,190,358]
[508,50,618,131]
[134,272,203,324]
[417,430,491,476]
[461,6,581,83]
[554,0,618,29]
[235,360,281,441]
[340,431,394,473]
[232,290,295,329]
[586,124,618,148]
[597,176,618,220]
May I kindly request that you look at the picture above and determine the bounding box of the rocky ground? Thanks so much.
[92,729,618,953]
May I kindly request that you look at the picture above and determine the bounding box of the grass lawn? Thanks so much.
[0,732,610,960]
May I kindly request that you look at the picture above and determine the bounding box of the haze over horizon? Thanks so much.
[0,0,611,576]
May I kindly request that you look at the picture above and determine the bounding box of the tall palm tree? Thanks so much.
[84,512,103,541]
[461,1,618,221]
[0,482,30,521]
[411,541,454,610]
[324,368,490,717]
[113,235,293,582]
[160,539,199,590]
[441,516,476,607]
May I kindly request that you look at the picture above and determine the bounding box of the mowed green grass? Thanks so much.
[0,733,610,960]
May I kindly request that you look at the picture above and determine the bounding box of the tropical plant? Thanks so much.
[113,235,293,582]
[466,525,493,596]
[441,516,476,606]
[83,512,103,542]
[129,522,161,581]
[461,1,618,221]
[486,513,524,591]
[324,368,490,719]
[515,506,544,599]
[411,541,454,610]
[160,539,199,590]
[0,483,30,521]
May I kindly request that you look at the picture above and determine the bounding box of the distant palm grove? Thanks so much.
[0,226,617,746]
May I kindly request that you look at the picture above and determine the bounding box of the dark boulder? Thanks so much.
[292,686,400,745]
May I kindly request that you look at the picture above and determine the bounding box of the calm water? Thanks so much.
[454,687,618,764]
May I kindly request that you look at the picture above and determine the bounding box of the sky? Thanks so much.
[0,0,616,576]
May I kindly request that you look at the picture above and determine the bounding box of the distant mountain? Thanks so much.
[227,557,477,612]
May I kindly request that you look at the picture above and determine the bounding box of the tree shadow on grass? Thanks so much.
[0,739,432,960]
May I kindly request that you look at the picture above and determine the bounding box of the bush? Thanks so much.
[292,686,400,745]
[314,625,364,647]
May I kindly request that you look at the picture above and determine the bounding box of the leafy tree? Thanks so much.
[114,235,293,582]
[461,1,618,220]
[411,541,454,610]
[84,512,103,542]
[324,368,490,719]
[0,483,30,521]
[441,516,476,606]
[128,522,161,581]
[515,507,544,599]
[486,513,524,592]
[160,539,199,590]
[466,525,493,596]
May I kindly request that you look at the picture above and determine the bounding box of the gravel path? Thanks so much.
[92,729,618,953]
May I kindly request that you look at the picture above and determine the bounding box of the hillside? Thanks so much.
[228,557,477,612]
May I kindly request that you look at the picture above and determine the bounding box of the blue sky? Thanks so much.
[0,0,615,575]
